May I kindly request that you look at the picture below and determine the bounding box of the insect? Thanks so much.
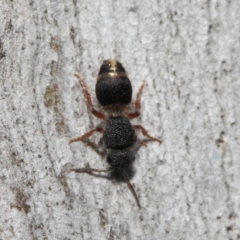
[69,59,162,208]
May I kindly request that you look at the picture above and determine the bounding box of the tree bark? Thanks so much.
[1,0,240,239]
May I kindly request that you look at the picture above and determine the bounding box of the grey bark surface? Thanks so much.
[1,0,240,239]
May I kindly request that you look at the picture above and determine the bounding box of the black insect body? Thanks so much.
[104,116,136,182]
[104,116,136,150]
[70,59,162,208]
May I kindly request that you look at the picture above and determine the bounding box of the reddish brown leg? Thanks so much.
[71,167,110,174]
[134,125,162,144]
[126,180,141,209]
[74,73,104,119]
[135,81,145,110]
[127,81,145,119]
[139,141,147,147]
[69,127,104,144]
[82,138,106,156]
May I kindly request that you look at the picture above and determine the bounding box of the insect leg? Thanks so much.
[69,127,104,144]
[74,73,104,119]
[126,180,141,209]
[134,125,162,144]
[71,167,110,174]
[127,81,145,119]
[82,137,106,156]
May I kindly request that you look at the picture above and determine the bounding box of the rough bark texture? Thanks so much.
[1,0,240,239]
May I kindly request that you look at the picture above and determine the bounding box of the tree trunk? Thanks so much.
[1,0,240,239]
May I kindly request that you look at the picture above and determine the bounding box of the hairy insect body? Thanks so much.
[104,116,136,150]
[70,59,162,208]
[104,116,136,182]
